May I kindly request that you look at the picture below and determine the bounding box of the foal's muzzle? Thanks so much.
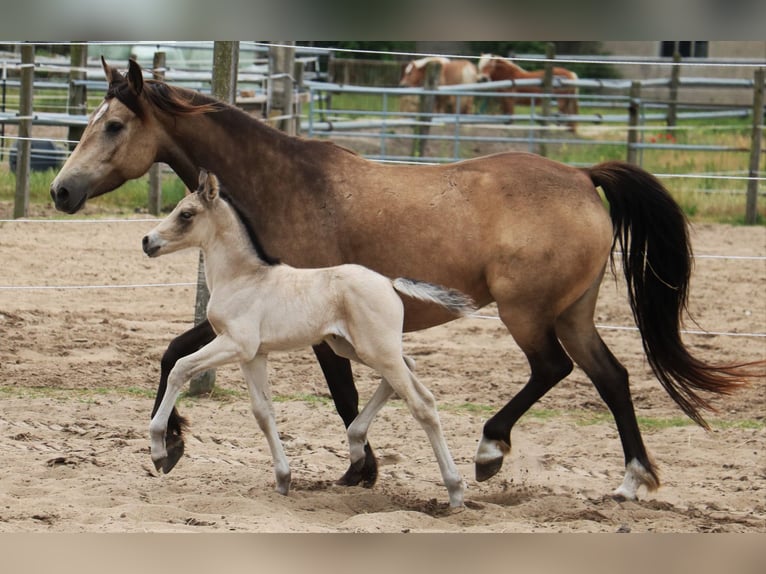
[142,235,160,257]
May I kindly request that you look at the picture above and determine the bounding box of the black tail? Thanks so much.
[586,161,755,429]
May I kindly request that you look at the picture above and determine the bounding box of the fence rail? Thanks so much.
[1,43,764,223]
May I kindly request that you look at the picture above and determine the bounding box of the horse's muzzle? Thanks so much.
[142,235,161,257]
[49,183,86,214]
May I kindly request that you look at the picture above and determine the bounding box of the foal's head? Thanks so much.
[142,170,223,258]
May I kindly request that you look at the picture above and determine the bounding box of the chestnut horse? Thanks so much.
[51,59,753,501]
[399,56,478,115]
[477,54,579,131]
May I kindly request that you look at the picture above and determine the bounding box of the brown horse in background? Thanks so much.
[50,59,757,501]
[399,56,478,115]
[477,54,579,131]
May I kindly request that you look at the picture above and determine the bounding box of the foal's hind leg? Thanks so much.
[556,283,659,500]
[152,320,216,473]
[313,342,378,488]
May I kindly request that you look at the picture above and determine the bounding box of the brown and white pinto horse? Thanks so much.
[399,56,478,115]
[477,54,579,131]
[50,59,756,501]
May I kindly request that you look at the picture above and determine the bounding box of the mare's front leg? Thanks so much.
[150,334,241,473]
[313,342,378,487]
[241,355,291,495]
[152,320,217,474]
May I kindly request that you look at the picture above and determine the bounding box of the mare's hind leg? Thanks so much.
[152,320,216,473]
[313,342,378,488]
[475,308,574,481]
[556,282,659,500]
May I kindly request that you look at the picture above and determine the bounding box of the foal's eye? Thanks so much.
[179,211,194,221]
[105,121,123,134]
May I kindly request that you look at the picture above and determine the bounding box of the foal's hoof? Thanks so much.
[336,443,378,488]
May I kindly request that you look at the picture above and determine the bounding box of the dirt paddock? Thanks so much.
[0,203,764,532]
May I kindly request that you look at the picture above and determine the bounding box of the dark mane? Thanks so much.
[218,190,280,266]
[108,79,227,119]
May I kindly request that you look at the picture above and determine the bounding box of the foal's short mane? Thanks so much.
[218,190,280,266]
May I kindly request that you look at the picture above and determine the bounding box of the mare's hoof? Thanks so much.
[335,443,378,488]
[475,457,504,482]
[156,435,185,474]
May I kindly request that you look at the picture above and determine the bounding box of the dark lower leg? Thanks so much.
[477,334,573,481]
[152,320,216,473]
[312,342,378,487]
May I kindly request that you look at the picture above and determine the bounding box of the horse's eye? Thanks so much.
[180,211,194,221]
[105,121,123,134]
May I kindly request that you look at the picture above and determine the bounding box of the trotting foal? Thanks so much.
[142,171,475,508]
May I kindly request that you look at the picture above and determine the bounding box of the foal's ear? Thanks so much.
[197,170,219,204]
[197,168,209,191]
[101,56,124,86]
[126,59,144,95]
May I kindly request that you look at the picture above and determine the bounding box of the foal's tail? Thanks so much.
[393,278,476,317]
[586,161,759,429]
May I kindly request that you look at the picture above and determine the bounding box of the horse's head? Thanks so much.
[50,58,161,213]
[476,54,497,82]
[143,170,220,258]
[399,57,447,87]
[399,60,423,87]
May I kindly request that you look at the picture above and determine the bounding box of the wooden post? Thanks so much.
[268,42,296,135]
[13,43,33,219]
[539,42,555,158]
[147,51,166,216]
[67,43,88,152]
[412,60,440,158]
[189,41,239,396]
[627,81,641,165]
[745,68,764,225]
[667,51,681,127]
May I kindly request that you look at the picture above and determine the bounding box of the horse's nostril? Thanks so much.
[142,236,149,248]
[51,187,69,203]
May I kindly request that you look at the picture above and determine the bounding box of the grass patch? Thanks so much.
[0,166,188,214]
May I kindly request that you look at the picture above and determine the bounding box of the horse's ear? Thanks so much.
[101,56,124,86]
[126,59,144,95]
[198,170,219,204]
[197,169,209,192]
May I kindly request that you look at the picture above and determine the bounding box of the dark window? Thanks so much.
[661,41,709,58]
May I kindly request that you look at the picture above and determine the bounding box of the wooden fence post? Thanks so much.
[412,60,440,158]
[147,51,166,216]
[539,42,555,158]
[67,43,88,152]
[745,67,764,225]
[13,43,34,219]
[189,41,239,396]
[627,81,641,165]
[667,51,681,127]
[268,42,296,136]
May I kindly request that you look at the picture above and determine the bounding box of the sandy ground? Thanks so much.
[0,203,764,532]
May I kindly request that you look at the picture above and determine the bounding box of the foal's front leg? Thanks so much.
[150,334,242,473]
[153,320,217,473]
[240,355,291,495]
